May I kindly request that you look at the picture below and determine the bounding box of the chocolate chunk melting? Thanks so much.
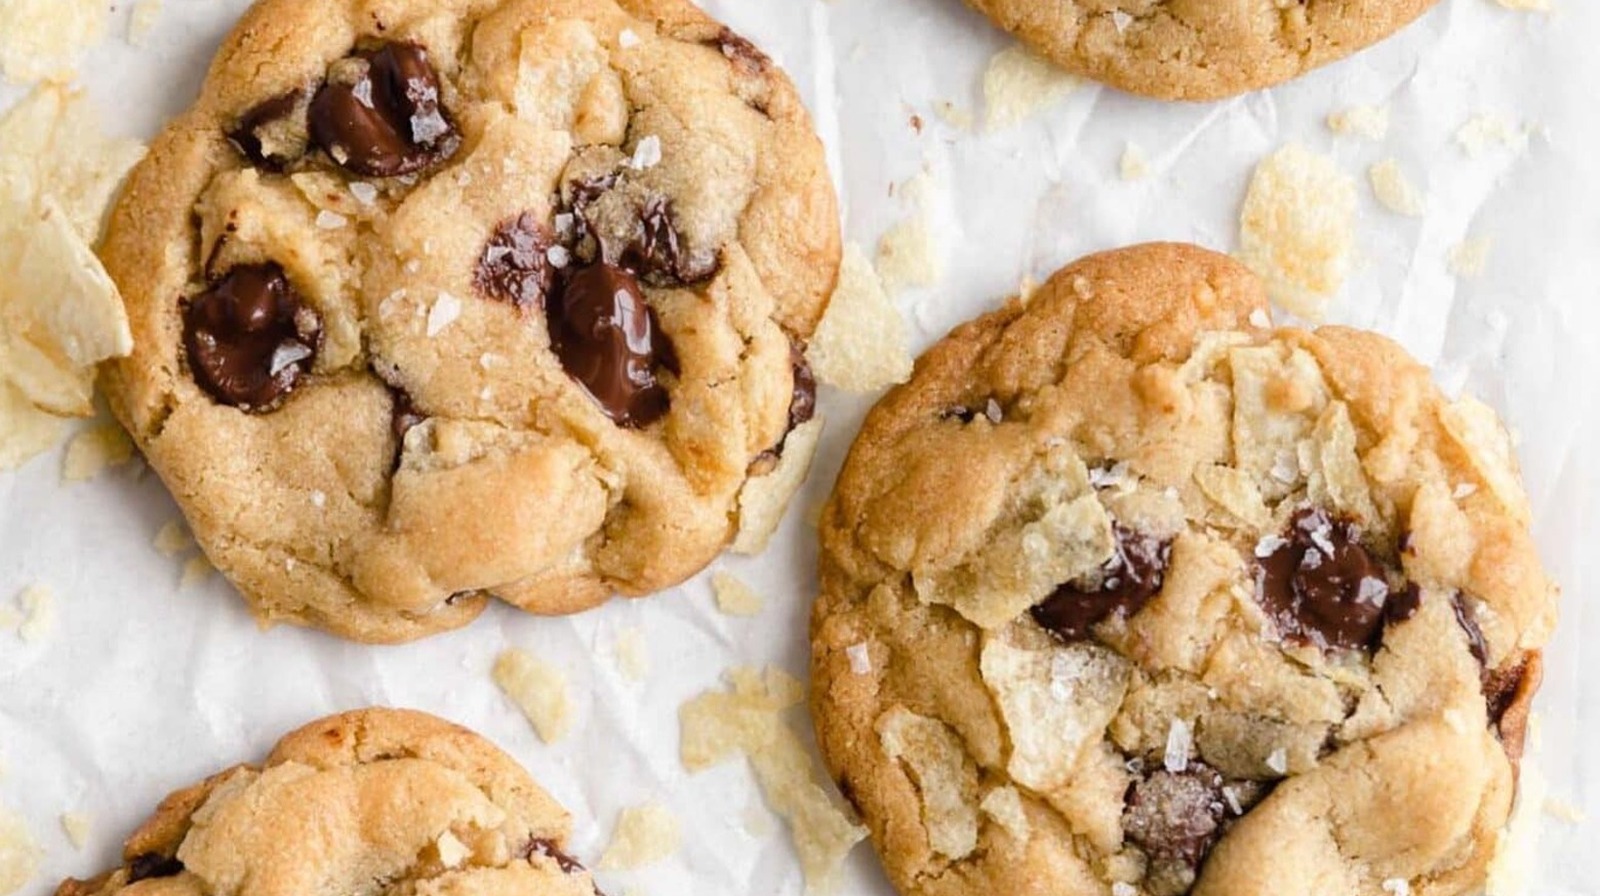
[1031,524,1171,642]
[475,212,558,309]
[182,264,323,411]
[547,262,674,428]
[1451,592,1490,668]
[308,42,459,178]
[712,27,771,76]
[126,854,184,883]
[1123,763,1267,896]
[787,344,816,433]
[227,90,311,170]
[1255,507,1391,652]
[563,170,719,287]
[389,386,426,444]
[521,838,584,873]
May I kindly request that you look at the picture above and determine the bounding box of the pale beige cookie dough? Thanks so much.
[811,243,1556,896]
[56,708,598,896]
[963,1,1439,101]
[100,0,839,642]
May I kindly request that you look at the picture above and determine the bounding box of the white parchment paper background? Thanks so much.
[1,0,1595,893]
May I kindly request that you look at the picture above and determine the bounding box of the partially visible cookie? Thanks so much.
[811,243,1556,896]
[968,1,1439,100]
[56,708,597,896]
[100,0,838,642]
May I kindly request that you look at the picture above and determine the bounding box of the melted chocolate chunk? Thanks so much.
[1385,582,1423,624]
[787,344,816,433]
[713,27,771,76]
[1255,508,1391,651]
[389,386,426,444]
[521,838,584,873]
[1485,655,1532,727]
[547,262,673,427]
[1451,592,1490,667]
[127,854,184,883]
[564,175,719,287]
[475,212,557,309]
[308,42,459,177]
[182,264,322,411]
[1031,524,1171,642]
[227,90,310,170]
[1123,764,1265,896]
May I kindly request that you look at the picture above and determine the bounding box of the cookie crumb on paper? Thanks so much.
[1326,104,1390,140]
[1492,0,1550,11]
[1119,143,1149,180]
[181,555,214,588]
[732,418,823,555]
[932,100,973,132]
[614,627,649,682]
[0,804,39,896]
[62,423,134,482]
[1456,113,1529,158]
[1369,159,1426,217]
[0,0,109,84]
[598,802,681,870]
[493,648,573,743]
[1448,237,1492,278]
[1237,143,1356,319]
[983,44,1079,131]
[17,585,53,643]
[154,519,194,557]
[808,245,912,392]
[59,813,91,849]
[876,172,942,295]
[712,570,764,617]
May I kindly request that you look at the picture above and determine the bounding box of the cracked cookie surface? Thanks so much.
[100,0,839,642]
[55,708,597,896]
[811,244,1556,896]
[965,0,1439,100]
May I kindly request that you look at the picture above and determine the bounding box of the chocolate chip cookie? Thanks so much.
[968,0,1438,100]
[56,708,597,896]
[99,0,839,641]
[811,244,1556,896]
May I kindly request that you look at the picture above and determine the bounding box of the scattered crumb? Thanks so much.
[1456,113,1529,158]
[809,245,912,392]
[598,803,681,870]
[1119,142,1149,180]
[1236,143,1357,319]
[712,570,764,617]
[1543,796,1586,824]
[59,813,90,849]
[17,585,52,643]
[0,0,110,83]
[681,667,865,892]
[1326,104,1390,140]
[614,627,649,682]
[181,555,214,588]
[876,172,942,294]
[492,648,573,743]
[731,418,824,554]
[1448,237,1492,278]
[845,643,872,675]
[1368,159,1426,217]
[932,100,972,131]
[1492,0,1550,10]
[62,423,133,481]
[153,519,193,557]
[0,804,39,896]
[127,0,162,47]
[982,43,1079,131]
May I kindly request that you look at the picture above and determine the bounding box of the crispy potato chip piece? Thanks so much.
[0,0,108,84]
[1439,395,1531,526]
[1237,143,1356,319]
[613,627,649,682]
[1228,344,1330,501]
[0,86,145,241]
[809,245,912,392]
[598,803,681,870]
[983,44,1079,131]
[712,570,764,617]
[0,803,39,896]
[979,786,1030,842]
[493,649,574,743]
[59,813,91,850]
[1194,464,1270,530]
[1369,159,1426,217]
[1301,401,1379,527]
[732,418,823,555]
[1327,105,1390,140]
[17,585,52,643]
[0,382,66,471]
[979,637,1130,793]
[877,706,980,860]
[62,423,134,482]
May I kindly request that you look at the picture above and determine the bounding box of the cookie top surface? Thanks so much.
[56,708,595,896]
[811,244,1556,896]
[100,0,839,642]
[966,0,1439,100]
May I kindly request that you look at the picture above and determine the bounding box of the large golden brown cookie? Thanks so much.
[100,0,838,642]
[811,243,1555,896]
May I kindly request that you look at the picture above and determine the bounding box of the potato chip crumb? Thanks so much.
[598,802,681,870]
[17,585,52,643]
[680,668,865,892]
[153,519,193,557]
[62,423,133,482]
[0,804,39,896]
[1456,113,1528,158]
[493,648,573,743]
[980,638,1129,791]
[878,707,978,859]
[845,643,872,675]
[614,627,649,682]
[0,0,109,83]
[1119,142,1150,180]
[983,44,1079,130]
[0,85,147,241]
[1369,159,1426,217]
[1447,237,1492,278]
[808,245,912,392]
[1237,143,1357,319]
[732,418,824,554]
[434,830,470,868]
[1326,104,1390,140]
[128,0,162,47]
[59,813,90,850]
[876,173,943,295]
[932,100,973,131]
[712,570,764,617]
[1543,796,1586,824]
[0,385,66,472]
[1493,0,1550,10]
[979,786,1030,842]
[181,555,214,588]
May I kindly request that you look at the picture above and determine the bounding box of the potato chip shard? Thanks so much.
[59,813,91,849]
[1493,0,1550,11]
[1237,143,1357,319]
[598,803,681,870]
[0,803,39,896]
[1120,143,1150,180]
[978,638,1130,793]
[680,667,865,892]
[1227,344,1330,501]
[808,245,912,392]
[154,519,194,557]
[983,44,1079,131]
[614,626,649,682]
[0,0,109,84]
[17,585,52,643]
[877,706,979,860]
[0,383,66,471]
[0,85,146,242]
[1301,401,1378,526]
[712,570,764,617]
[979,786,1029,842]
[732,418,824,554]
[62,423,133,482]
[1326,104,1390,140]
[876,174,943,296]
[1194,464,1270,530]
[1439,395,1531,526]
[1447,237,1492,278]
[1456,113,1529,159]
[492,648,573,743]
[181,555,215,588]
[1369,159,1426,217]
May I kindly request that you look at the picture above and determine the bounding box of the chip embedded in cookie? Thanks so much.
[810,243,1556,896]
[965,2,1440,100]
[99,0,839,641]
[54,708,599,896]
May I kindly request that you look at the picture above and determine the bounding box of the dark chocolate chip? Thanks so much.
[227,90,310,170]
[787,343,816,433]
[389,386,426,444]
[475,212,557,309]
[1123,763,1264,896]
[1031,524,1171,642]
[564,176,719,287]
[624,197,717,287]
[521,838,584,873]
[1451,593,1490,668]
[1255,507,1391,652]
[182,264,322,411]
[1485,655,1531,727]
[547,262,672,428]
[308,42,459,178]
[712,27,771,77]
[1385,582,1423,625]
[127,854,184,883]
